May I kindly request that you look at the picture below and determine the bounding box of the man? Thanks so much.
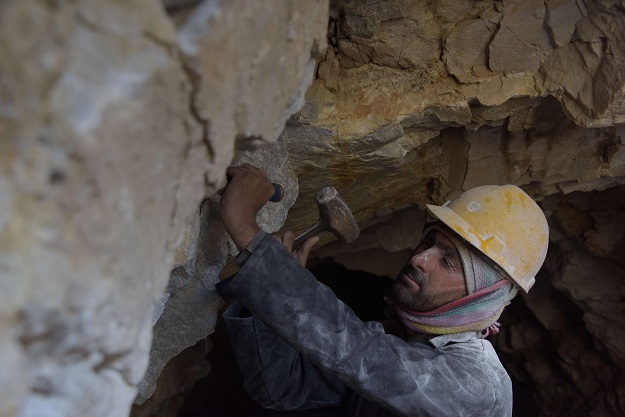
[216,164,549,417]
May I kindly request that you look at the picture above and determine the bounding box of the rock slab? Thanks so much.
[0,0,327,416]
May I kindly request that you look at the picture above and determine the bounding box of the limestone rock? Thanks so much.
[174,0,327,182]
[135,199,225,404]
[444,17,497,83]
[488,0,554,74]
[136,133,301,404]
[543,188,625,365]
[337,0,441,69]
[0,0,327,415]
[135,0,325,407]
[546,0,585,47]
[2,1,203,416]
[130,340,210,417]
[318,48,340,92]
[538,1,625,127]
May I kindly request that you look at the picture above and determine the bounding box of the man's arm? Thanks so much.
[223,302,347,411]
[219,164,339,410]
[225,234,511,417]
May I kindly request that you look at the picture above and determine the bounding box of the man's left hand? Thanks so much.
[275,231,319,267]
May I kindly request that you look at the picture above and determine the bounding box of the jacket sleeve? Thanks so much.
[223,302,346,411]
[224,234,512,417]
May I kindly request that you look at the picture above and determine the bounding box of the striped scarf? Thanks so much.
[395,225,516,337]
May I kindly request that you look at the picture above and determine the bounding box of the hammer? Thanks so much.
[292,186,360,251]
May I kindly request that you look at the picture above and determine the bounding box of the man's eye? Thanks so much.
[442,257,452,269]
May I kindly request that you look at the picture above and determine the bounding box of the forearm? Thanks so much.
[228,235,384,370]
[225,235,407,409]
[224,302,346,410]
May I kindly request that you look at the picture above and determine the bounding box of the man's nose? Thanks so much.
[411,246,437,270]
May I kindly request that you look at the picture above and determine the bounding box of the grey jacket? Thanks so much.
[221,234,513,417]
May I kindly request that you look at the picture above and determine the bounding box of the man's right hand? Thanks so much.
[218,164,275,251]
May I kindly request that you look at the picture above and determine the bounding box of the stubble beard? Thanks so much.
[391,267,447,312]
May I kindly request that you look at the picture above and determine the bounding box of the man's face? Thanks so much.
[392,229,467,312]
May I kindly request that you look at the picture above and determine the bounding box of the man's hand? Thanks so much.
[219,164,275,251]
[275,231,319,267]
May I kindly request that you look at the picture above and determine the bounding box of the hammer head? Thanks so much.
[316,186,360,244]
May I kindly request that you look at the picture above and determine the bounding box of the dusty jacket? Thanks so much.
[221,234,513,417]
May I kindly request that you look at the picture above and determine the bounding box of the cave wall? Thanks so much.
[0,0,326,416]
[3,0,625,417]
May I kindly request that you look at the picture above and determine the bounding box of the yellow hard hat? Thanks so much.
[426,185,549,293]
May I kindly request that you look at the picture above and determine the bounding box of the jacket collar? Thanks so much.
[406,330,480,347]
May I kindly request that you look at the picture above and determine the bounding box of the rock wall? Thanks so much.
[3,0,625,416]
[285,0,625,228]
[0,0,327,416]
[518,187,625,416]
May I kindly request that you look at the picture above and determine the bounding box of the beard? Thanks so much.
[391,266,448,312]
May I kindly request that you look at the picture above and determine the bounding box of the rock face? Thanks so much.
[135,135,301,404]
[3,1,625,417]
[0,0,326,416]
[529,188,625,416]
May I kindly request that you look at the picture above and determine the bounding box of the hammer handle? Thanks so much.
[292,222,325,251]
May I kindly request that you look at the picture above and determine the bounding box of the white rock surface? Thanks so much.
[0,0,327,415]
